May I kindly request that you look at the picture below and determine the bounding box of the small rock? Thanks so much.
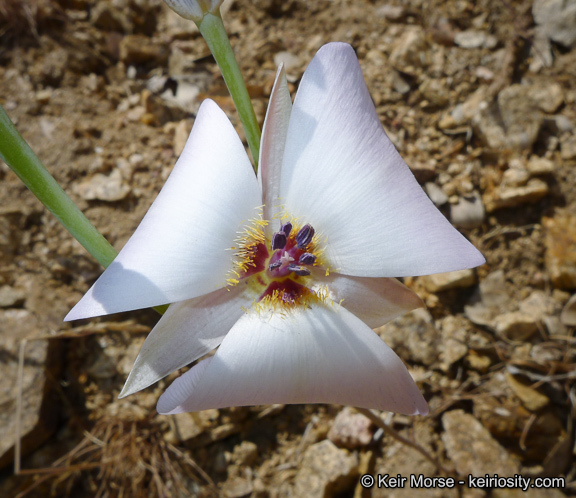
[473,85,543,151]
[438,114,457,129]
[29,47,68,87]
[419,78,449,107]
[528,82,564,113]
[503,165,530,187]
[555,115,574,133]
[0,285,26,307]
[475,66,495,81]
[543,211,576,289]
[292,440,359,498]
[273,51,301,73]
[560,134,576,160]
[527,156,554,175]
[465,270,512,326]
[494,311,538,341]
[119,35,169,65]
[442,410,519,476]
[408,160,436,183]
[160,79,200,113]
[518,290,559,321]
[390,27,429,68]
[375,423,455,497]
[74,169,131,202]
[542,315,567,335]
[530,342,565,364]
[230,441,258,466]
[391,70,412,95]
[425,182,448,206]
[35,89,52,104]
[465,351,492,372]
[533,0,576,48]
[168,413,204,442]
[454,30,498,49]
[421,269,476,293]
[560,294,576,326]
[126,106,146,122]
[484,178,549,212]
[222,477,252,498]
[439,316,469,370]
[450,87,487,125]
[376,4,406,21]
[450,192,485,229]
[327,407,374,449]
[505,372,550,411]
[378,309,441,366]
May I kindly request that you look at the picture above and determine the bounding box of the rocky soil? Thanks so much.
[1,0,575,496]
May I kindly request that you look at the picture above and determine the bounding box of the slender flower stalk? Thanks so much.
[0,104,117,268]
[198,13,261,170]
[163,0,261,169]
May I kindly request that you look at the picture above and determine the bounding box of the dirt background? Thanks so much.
[1,0,575,496]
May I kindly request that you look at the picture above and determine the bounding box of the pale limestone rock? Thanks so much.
[328,407,374,449]
[421,269,476,293]
[494,311,538,341]
[442,410,519,476]
[292,440,359,498]
[505,372,549,411]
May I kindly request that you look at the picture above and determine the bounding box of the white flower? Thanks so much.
[163,0,224,22]
[66,43,484,416]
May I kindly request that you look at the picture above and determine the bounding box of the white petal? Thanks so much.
[258,64,292,231]
[119,282,255,398]
[157,303,428,415]
[66,100,261,320]
[312,272,424,328]
[279,43,485,277]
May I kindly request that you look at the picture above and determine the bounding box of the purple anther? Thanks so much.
[271,231,287,251]
[296,224,315,249]
[288,264,311,276]
[268,260,282,271]
[299,252,316,265]
[281,222,292,237]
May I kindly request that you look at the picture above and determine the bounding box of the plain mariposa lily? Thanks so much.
[66,43,485,416]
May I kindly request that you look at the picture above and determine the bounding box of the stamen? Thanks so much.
[296,224,315,249]
[281,222,292,237]
[271,231,287,250]
[288,264,311,276]
[299,252,316,265]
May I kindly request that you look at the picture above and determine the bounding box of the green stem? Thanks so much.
[0,104,167,315]
[0,104,118,268]
[198,12,261,171]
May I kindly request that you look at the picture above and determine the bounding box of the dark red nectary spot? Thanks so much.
[259,279,308,304]
[242,243,269,278]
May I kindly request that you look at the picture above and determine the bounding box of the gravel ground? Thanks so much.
[0,0,575,496]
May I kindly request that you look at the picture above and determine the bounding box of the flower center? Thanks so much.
[229,217,324,308]
[267,222,317,278]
